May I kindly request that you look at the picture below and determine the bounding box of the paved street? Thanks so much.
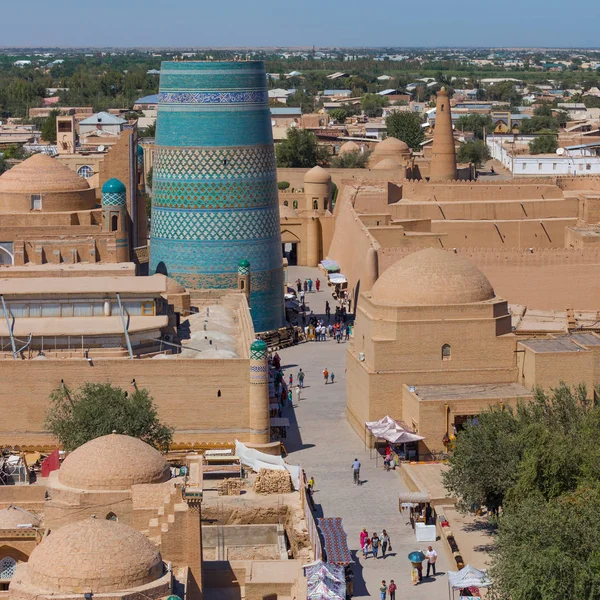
[280,267,449,599]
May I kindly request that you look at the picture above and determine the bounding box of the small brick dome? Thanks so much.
[371,248,495,306]
[23,518,163,593]
[0,506,40,528]
[304,165,331,184]
[58,433,170,491]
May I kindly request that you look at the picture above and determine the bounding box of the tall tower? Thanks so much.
[102,178,129,263]
[248,339,270,443]
[429,87,457,181]
[150,61,285,332]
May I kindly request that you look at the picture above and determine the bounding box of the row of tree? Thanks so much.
[443,384,600,599]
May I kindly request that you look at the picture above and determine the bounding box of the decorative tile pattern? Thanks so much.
[149,61,284,332]
[159,91,268,104]
[153,146,275,180]
[151,207,280,241]
[102,191,126,206]
[152,179,277,210]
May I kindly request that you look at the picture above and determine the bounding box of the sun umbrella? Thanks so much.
[408,551,426,563]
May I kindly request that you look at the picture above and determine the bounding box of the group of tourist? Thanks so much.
[360,528,392,559]
[305,319,351,342]
[379,580,397,600]
[295,277,321,294]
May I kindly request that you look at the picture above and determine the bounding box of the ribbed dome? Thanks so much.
[304,165,331,184]
[373,137,410,154]
[373,157,402,170]
[0,154,90,193]
[58,434,170,491]
[0,506,40,528]
[371,248,495,306]
[24,518,163,593]
[338,141,360,155]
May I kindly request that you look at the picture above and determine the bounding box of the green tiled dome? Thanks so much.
[102,178,126,195]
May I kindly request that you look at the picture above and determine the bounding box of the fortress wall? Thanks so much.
[429,218,575,249]
[276,168,408,192]
[389,198,579,221]
[401,179,564,202]
[327,188,379,295]
[0,357,258,448]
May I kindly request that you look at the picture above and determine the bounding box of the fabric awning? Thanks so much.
[399,491,430,503]
[366,415,425,443]
[317,517,353,565]
[448,565,492,590]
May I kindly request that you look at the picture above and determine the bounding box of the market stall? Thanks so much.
[317,517,353,566]
[304,560,346,600]
[447,564,492,599]
[365,415,425,464]
[399,491,436,541]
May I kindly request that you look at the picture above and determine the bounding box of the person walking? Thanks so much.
[323,368,329,384]
[371,532,381,559]
[352,458,361,485]
[379,581,387,600]
[325,301,331,321]
[363,535,371,558]
[300,289,305,304]
[295,386,301,402]
[287,389,293,405]
[296,279,302,293]
[308,278,313,292]
[388,580,397,600]
[297,368,305,389]
[345,324,351,341]
[308,476,315,491]
[330,372,335,384]
[425,546,437,577]
[381,530,391,558]
[288,373,293,387]
[316,278,321,292]
[303,280,308,293]
[359,528,368,552]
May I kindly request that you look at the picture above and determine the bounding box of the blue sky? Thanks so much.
[2,0,600,48]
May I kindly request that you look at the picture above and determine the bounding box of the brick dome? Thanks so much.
[371,248,495,306]
[58,433,170,491]
[372,157,402,170]
[338,141,360,155]
[304,165,331,184]
[0,154,90,194]
[0,506,40,528]
[23,518,163,593]
[372,137,410,155]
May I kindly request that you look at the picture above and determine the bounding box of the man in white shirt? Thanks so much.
[425,546,437,577]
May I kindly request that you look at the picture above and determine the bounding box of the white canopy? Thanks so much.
[448,564,492,590]
[328,273,347,285]
[365,415,425,443]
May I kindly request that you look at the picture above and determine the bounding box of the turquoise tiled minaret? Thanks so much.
[150,61,285,332]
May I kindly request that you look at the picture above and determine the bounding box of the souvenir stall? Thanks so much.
[447,565,492,599]
[365,415,424,465]
[399,491,436,542]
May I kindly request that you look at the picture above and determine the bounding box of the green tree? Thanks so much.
[457,140,491,167]
[0,155,6,175]
[520,114,559,134]
[329,108,348,124]
[330,149,371,168]
[385,111,424,150]
[45,382,173,452]
[454,114,493,140]
[442,407,522,513]
[143,120,156,137]
[360,93,388,118]
[529,134,558,154]
[277,181,290,190]
[41,109,60,143]
[275,128,329,168]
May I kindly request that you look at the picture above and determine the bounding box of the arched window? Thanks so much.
[312,200,318,210]
[292,200,298,209]
[283,200,288,207]
[442,344,451,361]
[217,390,221,397]
[77,165,94,179]
[0,557,17,580]
[111,215,119,231]
[106,512,118,521]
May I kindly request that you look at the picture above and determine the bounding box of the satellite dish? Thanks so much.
[556,147,565,156]
[98,145,105,152]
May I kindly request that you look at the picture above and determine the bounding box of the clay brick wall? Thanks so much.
[0,358,255,447]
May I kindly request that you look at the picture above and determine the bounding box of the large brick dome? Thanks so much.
[58,433,170,491]
[22,518,163,593]
[371,248,495,306]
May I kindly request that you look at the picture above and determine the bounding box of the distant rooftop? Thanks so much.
[411,383,532,402]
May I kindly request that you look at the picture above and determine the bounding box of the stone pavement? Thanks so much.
[279,266,450,599]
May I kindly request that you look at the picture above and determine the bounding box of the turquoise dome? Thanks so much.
[250,339,268,360]
[238,259,250,268]
[102,178,126,194]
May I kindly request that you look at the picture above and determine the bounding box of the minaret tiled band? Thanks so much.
[149,61,285,332]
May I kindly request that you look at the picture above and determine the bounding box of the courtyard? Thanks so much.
[279,266,450,599]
